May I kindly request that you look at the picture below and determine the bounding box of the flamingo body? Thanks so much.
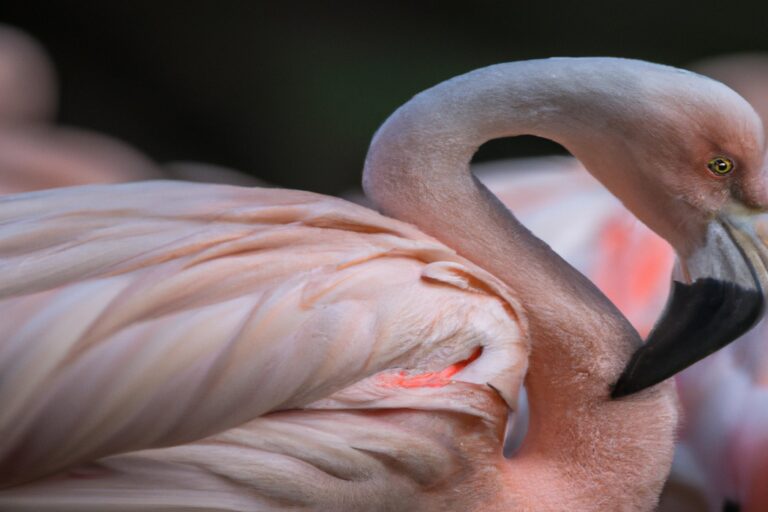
[3,57,768,511]
[0,181,527,510]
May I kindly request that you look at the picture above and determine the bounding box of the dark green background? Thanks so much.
[2,1,768,193]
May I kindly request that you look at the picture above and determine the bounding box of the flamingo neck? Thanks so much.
[363,58,677,509]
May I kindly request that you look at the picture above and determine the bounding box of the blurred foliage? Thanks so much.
[2,1,768,193]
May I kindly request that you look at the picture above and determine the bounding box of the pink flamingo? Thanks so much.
[480,54,768,512]
[0,24,55,126]
[0,57,766,511]
[0,24,269,194]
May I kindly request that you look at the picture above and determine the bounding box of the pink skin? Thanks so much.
[0,58,765,510]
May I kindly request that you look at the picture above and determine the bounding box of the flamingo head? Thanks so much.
[585,64,768,397]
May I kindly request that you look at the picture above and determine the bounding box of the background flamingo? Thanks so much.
[1,57,767,510]
[0,25,267,195]
[0,24,156,194]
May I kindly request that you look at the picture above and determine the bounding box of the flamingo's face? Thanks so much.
[605,72,768,397]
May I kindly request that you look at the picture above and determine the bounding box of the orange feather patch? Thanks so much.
[378,347,483,388]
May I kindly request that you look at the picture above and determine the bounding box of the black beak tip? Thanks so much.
[610,277,764,400]
[610,377,633,399]
[609,348,654,399]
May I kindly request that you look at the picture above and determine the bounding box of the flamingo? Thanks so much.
[0,25,265,195]
[0,57,766,511]
[477,158,672,336]
[0,24,55,126]
[481,54,768,511]
[0,25,156,194]
[676,54,768,512]
[695,54,768,131]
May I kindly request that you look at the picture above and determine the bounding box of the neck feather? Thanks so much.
[363,58,677,508]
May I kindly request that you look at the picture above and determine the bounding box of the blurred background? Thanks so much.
[2,1,768,194]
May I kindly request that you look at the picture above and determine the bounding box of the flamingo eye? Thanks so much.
[707,156,734,176]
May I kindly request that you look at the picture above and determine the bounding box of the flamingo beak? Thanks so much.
[612,212,768,398]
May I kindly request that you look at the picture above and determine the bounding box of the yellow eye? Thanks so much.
[707,156,734,175]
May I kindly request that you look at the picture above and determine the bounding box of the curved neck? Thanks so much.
[363,58,677,508]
